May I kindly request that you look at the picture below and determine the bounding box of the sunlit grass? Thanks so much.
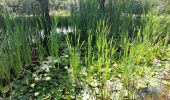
[0,0,169,99]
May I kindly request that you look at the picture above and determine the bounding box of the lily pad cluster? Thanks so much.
[11,57,74,99]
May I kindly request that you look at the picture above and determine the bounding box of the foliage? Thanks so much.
[0,0,170,99]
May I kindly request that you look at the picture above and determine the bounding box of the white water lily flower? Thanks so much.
[157,63,162,67]
[41,64,49,70]
[70,95,75,99]
[64,54,69,58]
[30,83,35,88]
[68,68,73,73]
[45,67,50,72]
[64,66,68,69]
[111,92,121,100]
[50,59,58,64]
[32,74,37,77]
[35,77,40,81]
[148,78,163,93]
[95,88,99,94]
[136,79,147,89]
[82,92,90,100]
[114,81,123,91]
[82,87,95,100]
[34,92,39,96]
[49,66,52,68]
[113,63,118,67]
[90,65,94,70]
[72,83,76,87]
[100,68,106,72]
[44,73,48,77]
[45,77,51,81]
[148,78,160,87]
[82,67,87,76]
[123,90,128,96]
[118,74,121,78]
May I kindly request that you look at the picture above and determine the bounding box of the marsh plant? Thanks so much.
[0,0,169,99]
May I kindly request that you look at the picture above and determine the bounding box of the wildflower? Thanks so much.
[153,58,161,64]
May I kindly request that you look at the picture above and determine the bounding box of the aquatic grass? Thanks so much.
[66,27,83,81]
[0,50,10,82]
[48,17,60,68]
[69,0,169,98]
[0,0,169,99]
[71,0,152,39]
[0,13,35,96]
[84,30,93,71]
[83,21,117,99]
[6,18,31,76]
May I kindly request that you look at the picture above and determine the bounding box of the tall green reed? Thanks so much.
[0,13,34,97]
[66,27,83,81]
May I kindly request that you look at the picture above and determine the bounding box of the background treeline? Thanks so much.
[0,0,72,14]
[0,0,169,15]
